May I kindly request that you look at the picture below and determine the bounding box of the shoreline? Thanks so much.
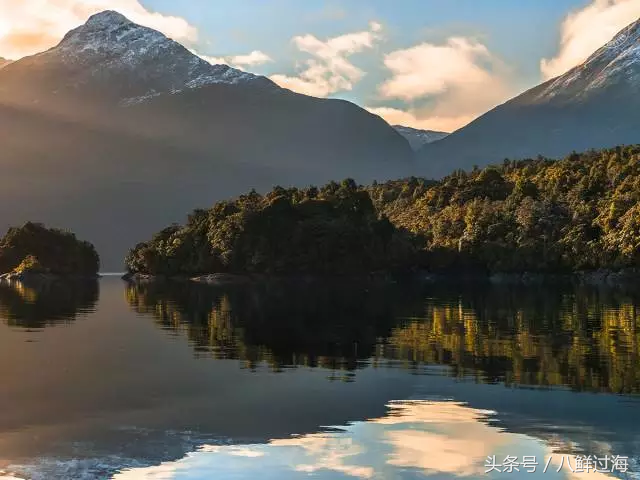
[121,268,640,287]
[0,272,101,283]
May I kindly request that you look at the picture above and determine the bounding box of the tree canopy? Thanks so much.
[127,145,640,276]
[125,179,415,276]
[370,145,640,273]
[0,222,100,276]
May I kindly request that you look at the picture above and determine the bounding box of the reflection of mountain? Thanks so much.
[0,280,99,328]
[128,281,640,393]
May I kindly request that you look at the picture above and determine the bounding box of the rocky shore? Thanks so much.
[122,268,640,287]
[121,272,252,286]
[0,272,101,283]
[419,268,640,286]
[121,271,402,286]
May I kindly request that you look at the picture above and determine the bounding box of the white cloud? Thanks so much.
[366,106,472,133]
[375,401,506,477]
[541,0,640,79]
[197,53,228,65]
[271,435,374,478]
[270,22,382,97]
[373,37,513,131]
[379,37,497,101]
[199,445,265,457]
[194,49,273,70]
[0,0,198,60]
[230,50,273,67]
[112,399,613,480]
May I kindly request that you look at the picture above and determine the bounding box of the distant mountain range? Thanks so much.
[1,10,640,268]
[0,58,11,69]
[419,17,640,177]
[392,125,449,151]
[0,11,413,269]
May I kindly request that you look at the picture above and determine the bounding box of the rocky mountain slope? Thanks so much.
[419,17,640,177]
[0,11,413,269]
[393,125,449,151]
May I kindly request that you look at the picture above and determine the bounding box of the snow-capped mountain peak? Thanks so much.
[536,17,640,102]
[55,10,170,61]
[36,10,275,103]
[392,125,449,151]
[85,10,130,28]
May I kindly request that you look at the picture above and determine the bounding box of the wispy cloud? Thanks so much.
[0,0,198,60]
[366,106,468,133]
[379,37,497,101]
[195,49,273,70]
[231,50,273,67]
[373,37,513,131]
[271,435,374,478]
[270,22,382,97]
[541,0,640,79]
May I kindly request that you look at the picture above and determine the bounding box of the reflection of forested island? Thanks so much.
[127,281,640,393]
[0,280,99,328]
[126,280,417,372]
[388,285,640,394]
[0,223,100,327]
[125,145,640,279]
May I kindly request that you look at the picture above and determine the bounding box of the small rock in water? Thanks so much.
[190,274,250,285]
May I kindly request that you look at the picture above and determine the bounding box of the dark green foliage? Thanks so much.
[0,222,100,275]
[12,255,48,274]
[126,180,416,275]
[127,145,640,276]
[376,145,640,273]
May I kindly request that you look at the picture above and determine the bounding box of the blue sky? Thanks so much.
[136,0,639,131]
[2,0,639,131]
[145,0,582,85]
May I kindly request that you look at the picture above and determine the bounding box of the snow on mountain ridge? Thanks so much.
[537,17,640,102]
[41,10,273,103]
[56,10,178,63]
[393,125,449,151]
[586,18,640,89]
[84,10,130,28]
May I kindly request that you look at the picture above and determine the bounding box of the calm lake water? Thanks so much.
[0,277,638,479]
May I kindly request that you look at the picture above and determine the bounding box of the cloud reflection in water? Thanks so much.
[114,400,617,479]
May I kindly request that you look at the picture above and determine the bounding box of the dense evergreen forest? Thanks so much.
[125,179,415,275]
[126,145,640,276]
[0,222,100,276]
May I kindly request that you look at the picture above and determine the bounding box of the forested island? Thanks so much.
[0,222,100,281]
[125,179,414,278]
[125,145,640,281]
